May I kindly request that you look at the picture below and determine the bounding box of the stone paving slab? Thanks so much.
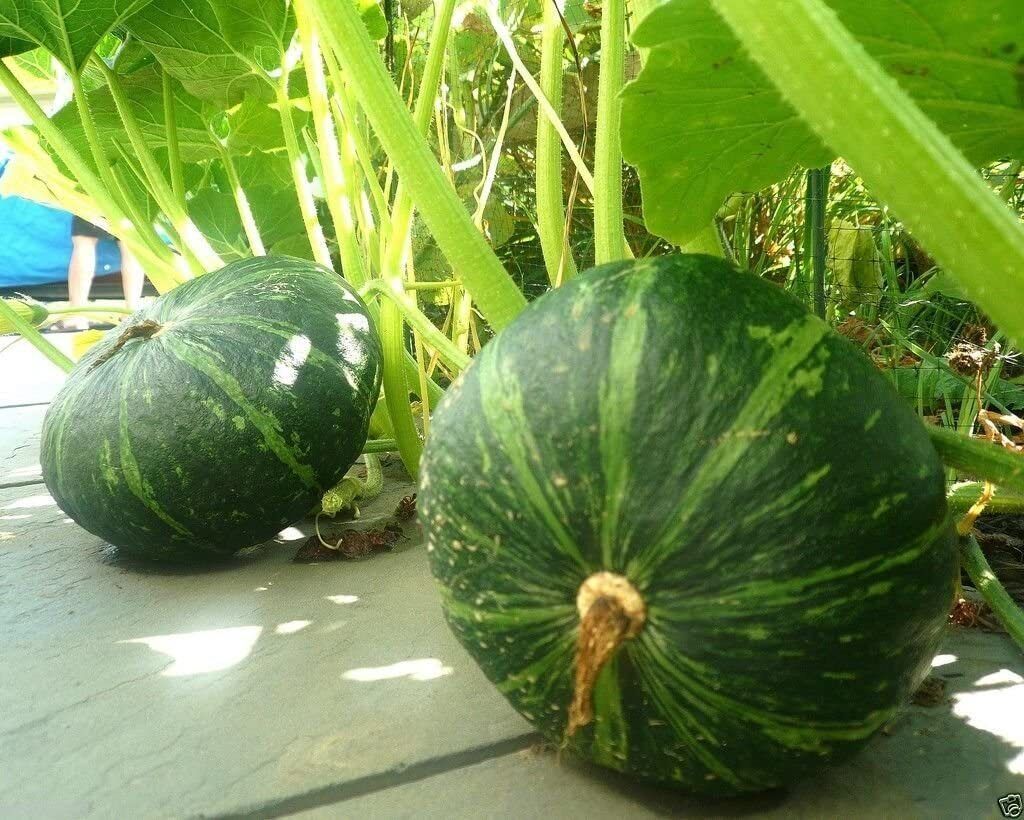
[2,354,1023,819]
[299,628,1024,819]
[0,333,73,408]
[0,477,533,819]
[0,403,46,486]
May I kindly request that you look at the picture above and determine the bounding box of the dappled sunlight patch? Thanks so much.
[325,594,359,605]
[275,620,312,635]
[931,653,957,668]
[272,334,312,388]
[120,626,262,677]
[973,669,1024,687]
[335,313,371,377]
[341,658,453,683]
[953,672,1024,775]
[0,514,32,521]
[276,526,306,541]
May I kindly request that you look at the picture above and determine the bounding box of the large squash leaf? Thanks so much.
[123,0,294,106]
[189,183,304,260]
[621,0,1024,245]
[226,96,310,154]
[0,0,153,72]
[50,66,218,163]
[124,0,387,106]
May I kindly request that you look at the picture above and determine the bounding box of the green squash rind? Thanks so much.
[41,256,382,561]
[419,254,956,794]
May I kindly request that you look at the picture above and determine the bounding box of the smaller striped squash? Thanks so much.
[419,254,956,794]
[41,256,382,562]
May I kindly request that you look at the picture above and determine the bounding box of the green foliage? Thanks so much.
[124,0,295,104]
[189,184,305,260]
[622,0,1024,245]
[0,0,153,71]
[51,65,218,162]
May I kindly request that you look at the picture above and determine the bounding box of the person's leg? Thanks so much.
[67,235,98,330]
[118,242,145,310]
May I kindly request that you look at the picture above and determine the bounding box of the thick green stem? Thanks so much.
[536,0,578,284]
[327,76,391,238]
[312,0,526,330]
[381,0,458,277]
[711,0,1024,350]
[360,282,471,372]
[959,535,1024,653]
[0,62,183,292]
[806,166,830,319]
[594,0,627,264]
[360,453,384,500]
[362,438,399,453]
[162,68,186,209]
[295,0,368,284]
[216,141,266,255]
[486,3,595,195]
[275,81,333,269]
[0,298,74,373]
[948,483,1024,517]
[929,426,1024,495]
[325,0,460,477]
[98,60,222,273]
[69,69,124,214]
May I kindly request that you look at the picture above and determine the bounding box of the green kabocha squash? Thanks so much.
[419,254,956,794]
[41,256,382,562]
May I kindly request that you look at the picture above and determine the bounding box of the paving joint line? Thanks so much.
[0,401,51,410]
[204,732,541,819]
[0,478,46,491]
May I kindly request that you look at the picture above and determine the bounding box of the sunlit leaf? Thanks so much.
[0,0,154,73]
[622,0,1024,244]
[51,65,218,163]
[226,96,309,154]
[188,183,304,260]
[124,0,294,106]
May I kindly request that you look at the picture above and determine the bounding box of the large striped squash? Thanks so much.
[420,254,956,794]
[41,256,381,562]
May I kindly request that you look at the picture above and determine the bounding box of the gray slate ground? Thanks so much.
[1,334,1022,819]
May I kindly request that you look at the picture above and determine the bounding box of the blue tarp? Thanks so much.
[0,152,121,288]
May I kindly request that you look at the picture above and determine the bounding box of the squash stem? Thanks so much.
[362,438,398,453]
[806,166,830,319]
[359,280,471,372]
[929,426,1024,495]
[295,0,369,284]
[959,535,1024,653]
[593,0,629,264]
[311,0,527,331]
[215,140,267,255]
[536,0,578,284]
[161,68,186,209]
[948,483,1024,517]
[275,79,334,270]
[567,572,646,737]
[97,59,223,273]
